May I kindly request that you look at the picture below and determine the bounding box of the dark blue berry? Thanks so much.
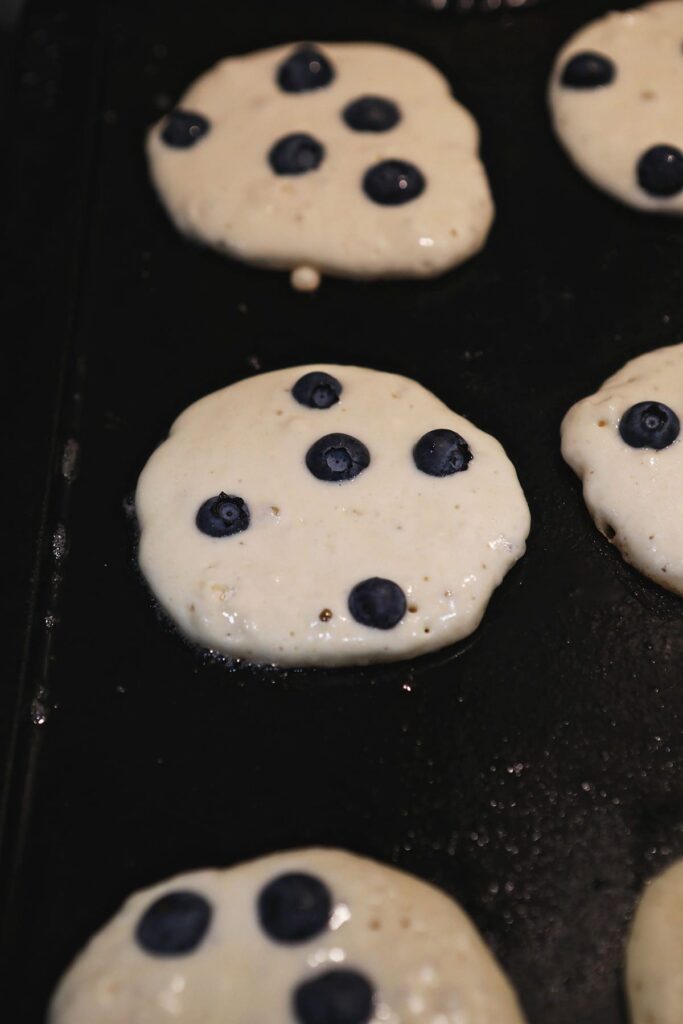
[306,434,370,482]
[619,401,680,450]
[363,160,425,205]
[561,51,615,89]
[294,969,375,1024]
[135,891,212,955]
[161,109,210,148]
[343,96,401,133]
[269,133,325,175]
[348,578,406,630]
[637,145,683,198]
[258,873,332,943]
[196,493,250,537]
[293,372,342,409]
[413,429,472,476]
[277,47,334,93]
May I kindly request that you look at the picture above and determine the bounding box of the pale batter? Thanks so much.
[561,344,683,595]
[49,848,527,1024]
[147,43,494,286]
[549,1,683,214]
[135,364,530,667]
[626,857,683,1024]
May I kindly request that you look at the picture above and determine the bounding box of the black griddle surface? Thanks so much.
[1,2,682,1021]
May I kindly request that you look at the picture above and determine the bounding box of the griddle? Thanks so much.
[1,1,682,1021]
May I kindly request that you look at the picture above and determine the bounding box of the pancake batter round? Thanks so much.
[626,857,683,1024]
[147,42,494,286]
[561,344,683,595]
[135,364,530,667]
[549,1,683,214]
[49,848,527,1024]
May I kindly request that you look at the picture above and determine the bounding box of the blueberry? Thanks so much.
[343,96,401,133]
[293,372,342,409]
[277,46,334,93]
[348,578,406,630]
[196,493,250,537]
[294,969,375,1024]
[258,872,332,943]
[561,51,615,88]
[269,133,325,175]
[135,891,212,956]
[637,145,683,198]
[619,401,680,450]
[306,434,370,482]
[363,159,425,205]
[413,429,473,476]
[161,109,210,148]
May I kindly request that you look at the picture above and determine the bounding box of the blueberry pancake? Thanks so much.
[135,364,530,667]
[49,848,527,1024]
[626,857,683,1024]
[147,42,494,288]
[561,344,683,594]
[549,1,683,214]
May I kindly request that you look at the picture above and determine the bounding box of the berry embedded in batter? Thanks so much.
[269,133,325,176]
[292,371,342,409]
[135,891,212,956]
[618,401,681,449]
[305,433,371,482]
[196,494,250,537]
[413,428,473,476]
[348,577,407,630]
[277,46,335,93]
[258,872,332,943]
[362,159,425,206]
[637,145,683,198]
[293,969,375,1024]
[342,96,401,133]
[560,51,615,89]
[161,109,211,148]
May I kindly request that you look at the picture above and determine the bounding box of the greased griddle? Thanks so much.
[1,1,682,1022]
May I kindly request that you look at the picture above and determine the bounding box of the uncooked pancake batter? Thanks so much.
[549,1,683,214]
[147,42,494,286]
[49,848,527,1024]
[626,857,683,1024]
[561,344,683,595]
[135,365,530,666]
